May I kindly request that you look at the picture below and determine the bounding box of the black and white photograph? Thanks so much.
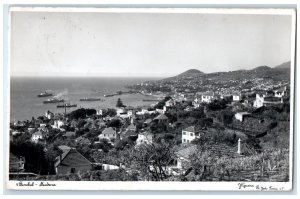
[5,7,296,191]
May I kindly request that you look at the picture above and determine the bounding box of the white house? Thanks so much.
[235,112,251,122]
[136,107,154,115]
[116,108,126,116]
[201,92,217,103]
[31,131,44,143]
[253,93,265,108]
[275,87,288,98]
[182,126,200,144]
[192,98,201,108]
[11,131,23,136]
[98,127,117,142]
[40,123,46,127]
[96,109,106,116]
[136,132,153,145]
[45,110,54,119]
[52,120,64,129]
[253,92,283,108]
[232,93,242,102]
[127,110,134,117]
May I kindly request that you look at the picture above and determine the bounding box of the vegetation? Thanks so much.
[68,108,96,119]
[180,147,289,182]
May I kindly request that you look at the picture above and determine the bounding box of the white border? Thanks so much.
[5,7,296,191]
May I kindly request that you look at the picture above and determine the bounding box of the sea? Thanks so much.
[10,76,161,122]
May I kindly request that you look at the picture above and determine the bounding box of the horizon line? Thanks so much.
[9,61,290,78]
[10,75,167,78]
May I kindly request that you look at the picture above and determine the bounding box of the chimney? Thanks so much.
[237,138,241,154]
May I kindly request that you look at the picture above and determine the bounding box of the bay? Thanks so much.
[10,76,160,122]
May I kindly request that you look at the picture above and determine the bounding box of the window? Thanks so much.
[183,139,186,143]
[190,133,194,136]
[187,140,190,143]
[183,132,186,135]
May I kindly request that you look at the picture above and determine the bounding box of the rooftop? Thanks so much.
[154,114,168,120]
[182,126,199,133]
[101,127,116,135]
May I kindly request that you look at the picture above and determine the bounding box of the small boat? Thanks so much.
[43,98,64,104]
[79,97,102,102]
[57,103,77,108]
[37,91,53,97]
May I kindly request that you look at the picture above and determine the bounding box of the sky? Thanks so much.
[10,10,293,77]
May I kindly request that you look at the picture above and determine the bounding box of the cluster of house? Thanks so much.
[253,86,289,108]
[10,83,289,177]
[12,84,289,146]
[174,85,289,110]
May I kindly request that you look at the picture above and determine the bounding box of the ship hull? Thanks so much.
[38,94,53,97]
[57,104,77,108]
[79,98,102,101]
[43,100,64,104]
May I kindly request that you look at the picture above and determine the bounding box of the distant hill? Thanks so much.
[161,64,290,83]
[178,69,204,76]
[251,66,272,71]
[274,61,291,69]
[165,69,204,81]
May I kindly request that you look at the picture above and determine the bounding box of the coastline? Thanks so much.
[10,77,160,122]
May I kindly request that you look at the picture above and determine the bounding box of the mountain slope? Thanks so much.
[161,64,290,83]
[165,69,204,81]
[274,61,291,69]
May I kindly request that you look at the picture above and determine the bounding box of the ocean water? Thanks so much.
[10,77,160,122]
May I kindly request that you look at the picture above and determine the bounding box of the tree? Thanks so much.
[116,98,125,108]
[10,141,49,175]
[130,142,175,181]
[105,109,117,117]
[108,119,122,129]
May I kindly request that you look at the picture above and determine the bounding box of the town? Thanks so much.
[9,64,291,182]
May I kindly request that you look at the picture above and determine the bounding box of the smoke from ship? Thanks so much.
[53,89,68,99]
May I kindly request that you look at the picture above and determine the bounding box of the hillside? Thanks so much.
[161,64,290,83]
[165,69,204,81]
[251,65,272,71]
[274,61,291,69]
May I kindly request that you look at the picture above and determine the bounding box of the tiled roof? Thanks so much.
[120,129,137,139]
[236,112,251,115]
[55,148,91,168]
[75,136,91,145]
[154,114,168,120]
[58,145,71,152]
[33,131,43,136]
[176,145,197,159]
[127,123,136,130]
[183,126,197,133]
[144,119,152,124]
[101,127,116,135]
